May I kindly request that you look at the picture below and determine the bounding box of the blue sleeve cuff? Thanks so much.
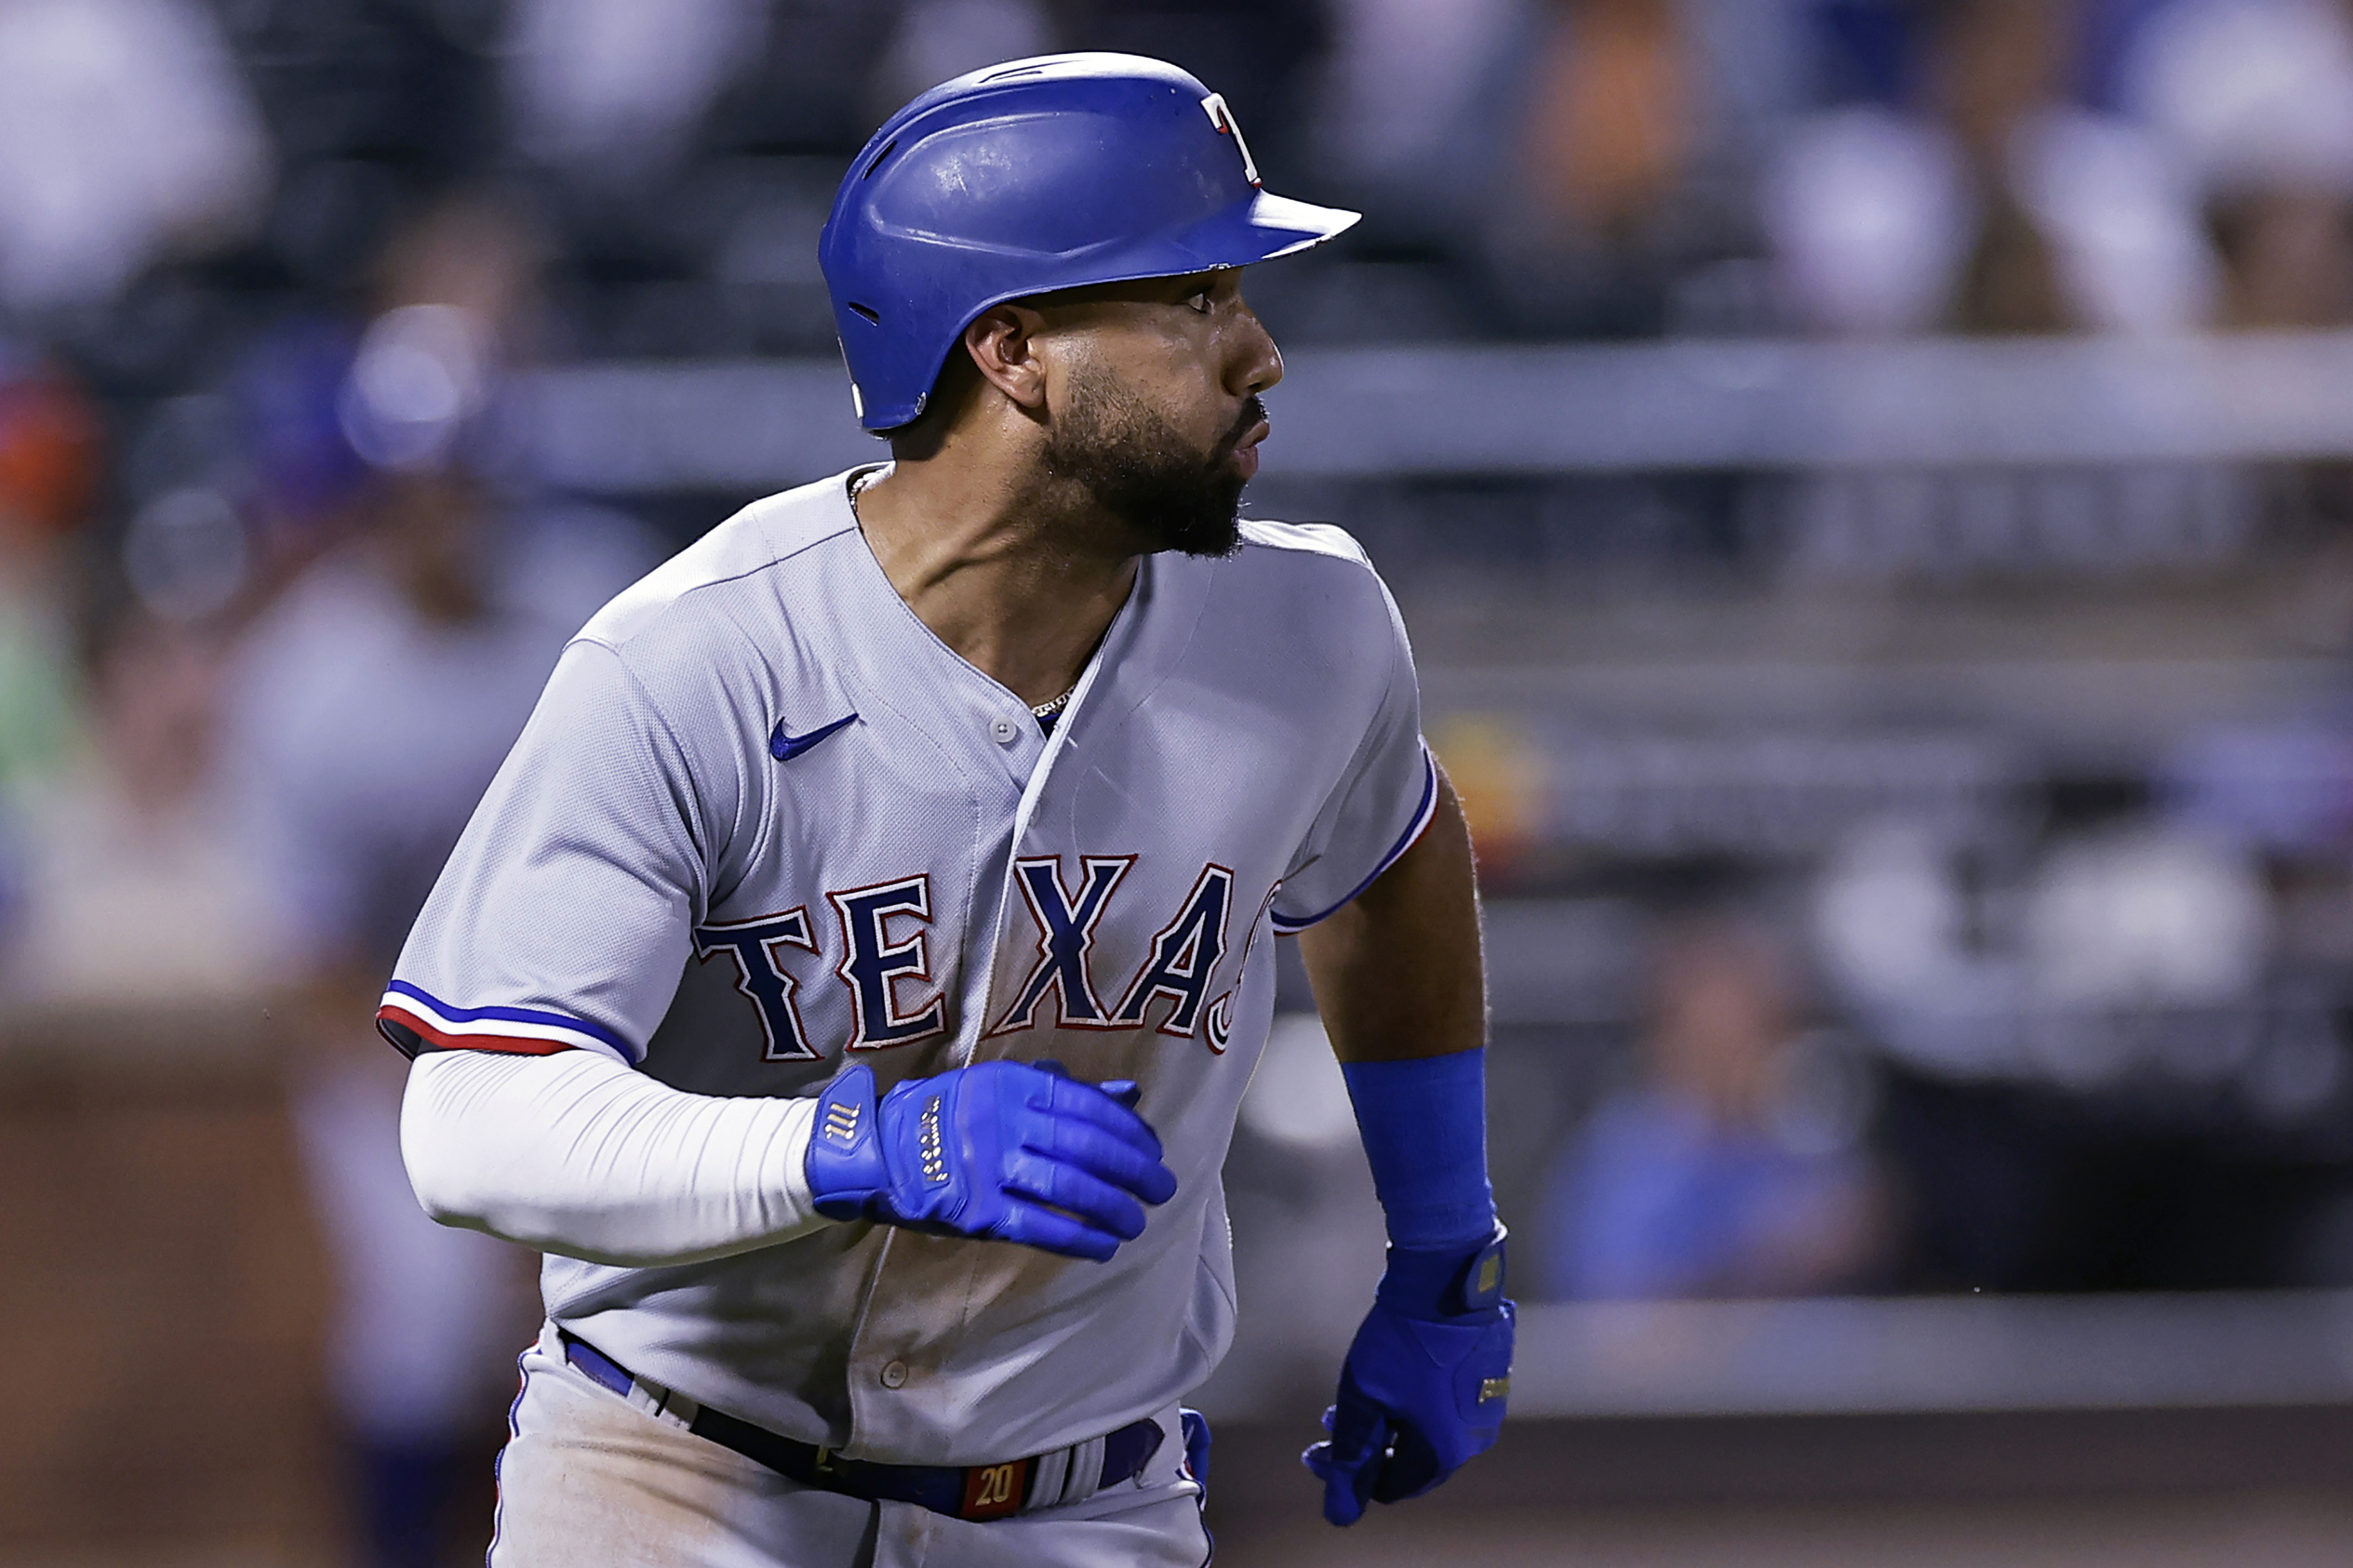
[1339,1047,1497,1251]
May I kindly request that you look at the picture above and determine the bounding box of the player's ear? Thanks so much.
[963,305,1049,415]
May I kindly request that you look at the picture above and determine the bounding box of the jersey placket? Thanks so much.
[831,545,1149,1458]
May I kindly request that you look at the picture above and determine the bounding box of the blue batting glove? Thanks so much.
[804,1059,1178,1261]
[1302,1225,1514,1526]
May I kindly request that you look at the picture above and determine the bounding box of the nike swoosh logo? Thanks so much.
[770,712,858,761]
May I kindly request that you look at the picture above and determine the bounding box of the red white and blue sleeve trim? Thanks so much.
[376,980,640,1066]
[1270,746,1440,934]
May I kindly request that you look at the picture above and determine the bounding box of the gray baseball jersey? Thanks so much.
[383,465,1435,1465]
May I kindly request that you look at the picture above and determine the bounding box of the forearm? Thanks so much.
[400,1048,826,1268]
[1298,770,1497,1249]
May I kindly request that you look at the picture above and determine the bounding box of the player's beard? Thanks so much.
[1046,364,1260,559]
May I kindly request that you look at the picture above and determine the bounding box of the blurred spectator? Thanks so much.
[0,598,273,1016]
[1523,0,1697,239]
[221,196,651,1568]
[1813,810,2271,1090]
[1758,95,1972,332]
[1429,711,1550,882]
[0,355,97,801]
[228,316,374,575]
[221,0,505,310]
[1312,0,1524,228]
[0,358,96,539]
[2122,0,2353,327]
[2123,0,2353,571]
[1543,913,1889,1299]
[1482,0,1783,336]
[0,0,268,316]
[2024,824,2270,1017]
[1763,0,2215,334]
[507,0,768,191]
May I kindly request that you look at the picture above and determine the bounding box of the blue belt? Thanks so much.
[558,1330,1166,1522]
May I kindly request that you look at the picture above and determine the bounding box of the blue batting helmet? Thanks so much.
[819,53,1359,432]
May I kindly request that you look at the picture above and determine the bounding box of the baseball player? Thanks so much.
[388,54,1513,1565]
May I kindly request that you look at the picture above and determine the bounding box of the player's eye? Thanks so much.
[1184,285,1214,314]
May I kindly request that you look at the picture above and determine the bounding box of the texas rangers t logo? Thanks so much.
[1200,93,1261,188]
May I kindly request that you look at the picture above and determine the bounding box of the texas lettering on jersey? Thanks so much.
[689,857,1244,1057]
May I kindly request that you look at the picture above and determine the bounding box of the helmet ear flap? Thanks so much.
[819,52,1358,433]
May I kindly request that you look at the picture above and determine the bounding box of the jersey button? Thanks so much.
[879,1359,909,1389]
[990,718,1017,745]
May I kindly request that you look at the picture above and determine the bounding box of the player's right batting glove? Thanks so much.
[804,1059,1178,1261]
[1304,1225,1514,1526]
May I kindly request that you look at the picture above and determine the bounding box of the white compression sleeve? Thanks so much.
[400,1047,828,1268]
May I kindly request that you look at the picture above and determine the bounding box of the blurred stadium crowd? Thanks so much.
[9,0,2353,1560]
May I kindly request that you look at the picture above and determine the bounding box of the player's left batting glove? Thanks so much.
[805,1059,1179,1262]
[1303,1224,1514,1527]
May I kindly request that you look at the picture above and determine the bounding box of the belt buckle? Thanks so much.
[957,1456,1031,1522]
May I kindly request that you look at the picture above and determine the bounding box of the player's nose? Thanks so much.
[1227,294,1282,398]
